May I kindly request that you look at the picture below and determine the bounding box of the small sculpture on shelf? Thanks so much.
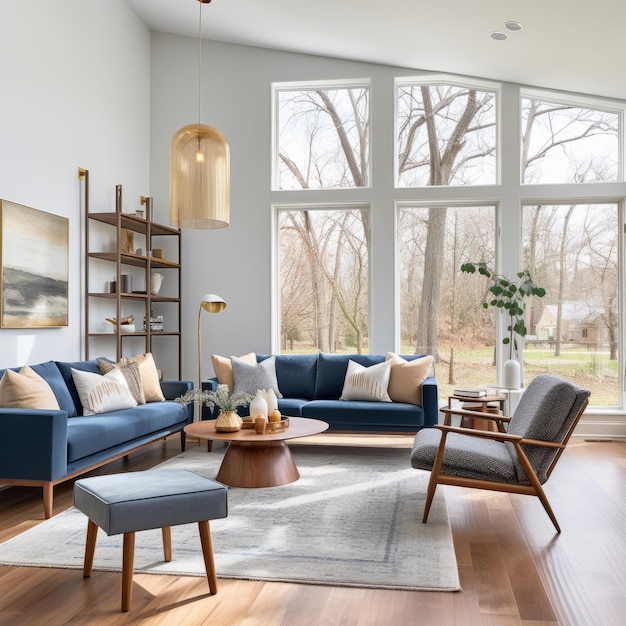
[105,315,135,334]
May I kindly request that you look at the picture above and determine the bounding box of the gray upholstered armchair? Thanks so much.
[411,374,590,533]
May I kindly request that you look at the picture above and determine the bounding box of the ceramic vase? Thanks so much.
[151,273,164,295]
[503,358,521,389]
[249,389,268,422]
[264,388,278,414]
[214,410,242,433]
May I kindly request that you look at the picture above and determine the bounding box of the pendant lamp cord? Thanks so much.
[198,0,202,131]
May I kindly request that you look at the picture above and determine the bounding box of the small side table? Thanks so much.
[448,393,506,431]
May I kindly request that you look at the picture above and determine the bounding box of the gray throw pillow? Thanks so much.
[232,356,282,398]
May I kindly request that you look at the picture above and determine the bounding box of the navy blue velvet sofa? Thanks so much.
[0,359,193,518]
[203,353,438,433]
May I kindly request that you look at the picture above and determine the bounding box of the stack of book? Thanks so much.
[453,388,487,398]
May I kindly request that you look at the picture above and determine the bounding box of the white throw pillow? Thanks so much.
[340,359,392,402]
[71,367,137,416]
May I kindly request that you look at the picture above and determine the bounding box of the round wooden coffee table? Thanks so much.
[184,416,329,488]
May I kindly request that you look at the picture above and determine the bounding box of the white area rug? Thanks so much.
[0,445,460,591]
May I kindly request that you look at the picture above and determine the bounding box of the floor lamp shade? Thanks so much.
[170,123,230,229]
[197,294,227,388]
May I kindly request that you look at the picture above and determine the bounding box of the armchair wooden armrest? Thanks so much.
[440,406,512,431]
[436,423,522,443]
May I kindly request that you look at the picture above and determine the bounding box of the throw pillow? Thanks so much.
[104,353,165,402]
[232,355,282,398]
[71,367,137,416]
[97,358,146,405]
[0,365,61,410]
[385,352,434,405]
[211,352,256,391]
[340,359,392,402]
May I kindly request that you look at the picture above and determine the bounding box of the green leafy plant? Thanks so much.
[176,384,254,412]
[460,262,546,359]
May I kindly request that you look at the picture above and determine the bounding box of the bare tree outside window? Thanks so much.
[278,208,369,354]
[523,203,619,406]
[521,98,619,183]
[276,85,369,190]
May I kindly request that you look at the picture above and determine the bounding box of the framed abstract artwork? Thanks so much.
[0,199,69,327]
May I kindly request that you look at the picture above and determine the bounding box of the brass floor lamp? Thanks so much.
[197,294,227,390]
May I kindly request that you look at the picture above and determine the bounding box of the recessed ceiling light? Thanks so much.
[504,21,524,32]
[490,31,507,41]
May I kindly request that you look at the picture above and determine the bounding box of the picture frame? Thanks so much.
[0,199,69,328]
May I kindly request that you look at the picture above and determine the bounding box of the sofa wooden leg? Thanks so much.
[180,429,187,451]
[43,483,53,519]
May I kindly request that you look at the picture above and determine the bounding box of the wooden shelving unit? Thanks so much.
[81,168,182,378]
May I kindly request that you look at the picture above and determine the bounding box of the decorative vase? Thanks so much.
[503,358,521,389]
[151,273,164,295]
[264,388,278,414]
[249,389,268,422]
[214,410,242,433]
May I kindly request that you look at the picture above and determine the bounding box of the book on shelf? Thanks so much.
[453,388,487,398]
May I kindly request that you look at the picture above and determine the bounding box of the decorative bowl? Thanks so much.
[120,324,136,334]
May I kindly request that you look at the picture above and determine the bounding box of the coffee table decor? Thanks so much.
[176,384,254,432]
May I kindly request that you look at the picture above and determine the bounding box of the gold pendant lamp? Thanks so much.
[169,0,230,229]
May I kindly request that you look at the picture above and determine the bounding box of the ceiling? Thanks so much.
[125,0,626,102]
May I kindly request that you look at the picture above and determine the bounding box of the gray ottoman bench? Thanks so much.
[73,469,228,612]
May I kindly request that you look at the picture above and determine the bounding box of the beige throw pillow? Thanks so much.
[385,352,434,405]
[0,365,60,410]
[211,352,256,391]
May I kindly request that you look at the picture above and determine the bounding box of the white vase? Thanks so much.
[151,273,164,295]
[249,389,268,422]
[503,358,521,389]
[264,388,278,414]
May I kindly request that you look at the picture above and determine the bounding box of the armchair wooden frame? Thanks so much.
[423,399,589,533]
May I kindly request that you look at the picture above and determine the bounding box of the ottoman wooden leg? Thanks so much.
[121,532,135,612]
[198,521,217,594]
[83,519,98,577]
[162,526,172,562]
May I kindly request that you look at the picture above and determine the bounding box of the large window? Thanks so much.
[398,204,496,397]
[273,80,370,190]
[396,79,498,186]
[272,77,626,414]
[276,206,369,354]
[522,203,620,406]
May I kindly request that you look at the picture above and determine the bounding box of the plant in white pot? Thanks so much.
[460,262,546,388]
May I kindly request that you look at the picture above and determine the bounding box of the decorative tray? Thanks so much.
[242,416,290,433]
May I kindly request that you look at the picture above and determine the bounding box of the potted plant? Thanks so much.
[177,384,254,432]
[460,262,546,387]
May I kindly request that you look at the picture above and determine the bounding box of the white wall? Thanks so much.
[0,0,150,368]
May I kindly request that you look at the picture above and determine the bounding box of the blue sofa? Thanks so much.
[0,359,193,518]
[203,353,438,433]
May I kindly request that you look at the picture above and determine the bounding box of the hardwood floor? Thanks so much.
[0,435,624,625]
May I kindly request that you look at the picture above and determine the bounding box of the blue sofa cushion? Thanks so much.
[314,353,385,399]
[276,397,309,417]
[0,361,77,417]
[258,354,318,400]
[302,399,425,432]
[66,401,188,463]
[55,359,101,417]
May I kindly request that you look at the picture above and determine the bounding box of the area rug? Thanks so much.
[0,445,460,592]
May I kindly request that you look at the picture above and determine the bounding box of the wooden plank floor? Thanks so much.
[0,435,624,625]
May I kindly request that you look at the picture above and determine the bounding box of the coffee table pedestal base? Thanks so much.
[217,441,299,488]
